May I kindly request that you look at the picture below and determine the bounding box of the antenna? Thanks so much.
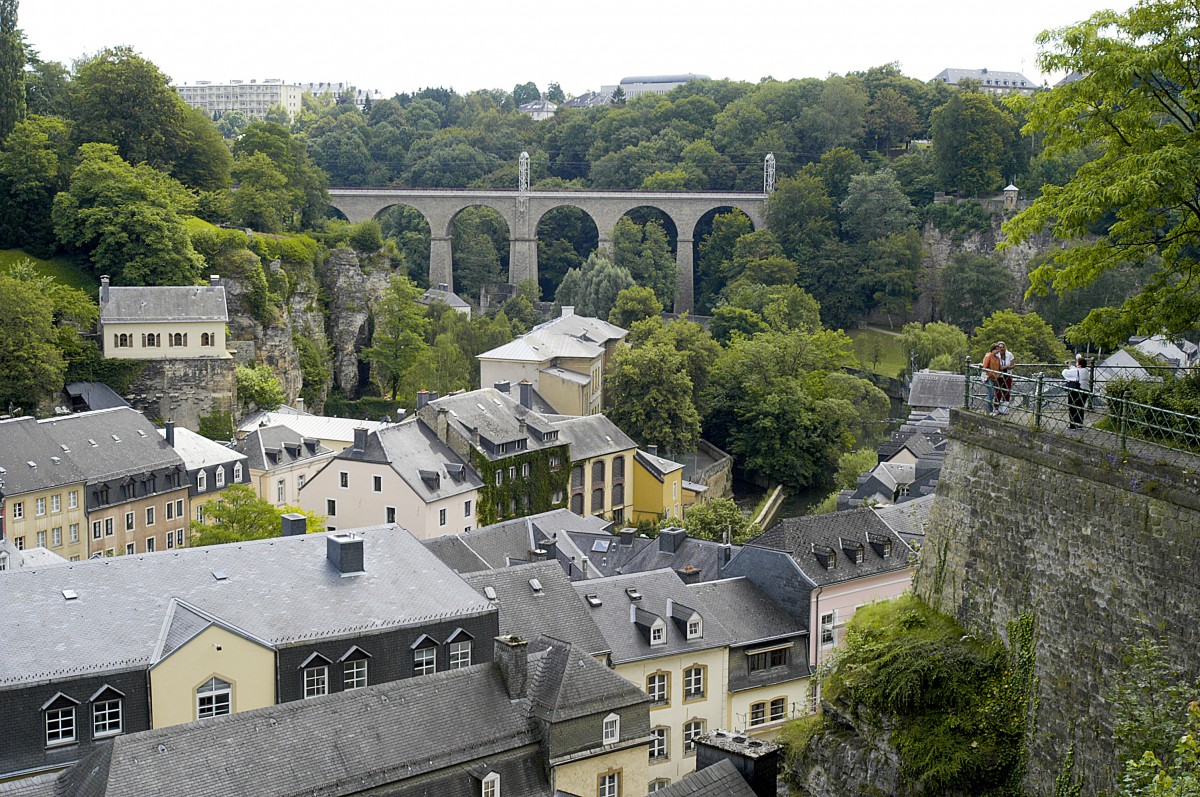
[764,153,776,195]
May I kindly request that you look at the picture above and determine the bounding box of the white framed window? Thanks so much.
[93,696,123,737]
[176,499,183,518]
[14,535,23,550]
[339,471,349,489]
[125,542,134,555]
[277,480,286,503]
[12,501,22,519]
[521,463,530,477]
[51,494,61,513]
[648,779,670,793]
[439,508,447,526]
[297,474,305,490]
[147,506,157,526]
[599,772,619,797]
[649,727,668,761]
[215,466,225,488]
[820,611,836,647]
[69,523,79,543]
[464,499,472,517]
[386,507,396,524]
[146,536,155,552]
[650,621,665,645]
[449,640,472,669]
[36,530,46,548]
[51,527,62,547]
[684,666,704,700]
[45,703,76,746]
[35,497,46,516]
[344,659,368,690]
[175,529,184,547]
[494,470,502,486]
[683,719,705,754]
[233,463,243,482]
[166,501,175,520]
[197,676,231,718]
[482,772,500,797]
[603,712,620,744]
[686,616,702,639]
[647,672,668,705]
[304,666,328,698]
[373,475,382,492]
[414,645,436,676]
[326,499,337,516]
[68,491,78,509]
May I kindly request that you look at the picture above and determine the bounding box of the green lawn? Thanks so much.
[847,328,907,378]
[0,249,98,294]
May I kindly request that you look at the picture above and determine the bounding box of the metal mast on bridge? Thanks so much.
[764,153,776,195]
[518,151,530,217]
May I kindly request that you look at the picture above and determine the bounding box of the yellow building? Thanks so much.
[632,447,684,523]
[98,276,230,361]
[554,415,638,525]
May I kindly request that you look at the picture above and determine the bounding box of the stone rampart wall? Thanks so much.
[122,358,236,432]
[916,410,1200,795]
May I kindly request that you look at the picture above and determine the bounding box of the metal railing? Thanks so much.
[963,363,1200,466]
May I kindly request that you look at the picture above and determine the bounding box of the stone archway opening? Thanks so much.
[693,206,756,314]
[536,206,599,300]
[449,205,511,303]
[377,204,432,288]
[611,206,680,310]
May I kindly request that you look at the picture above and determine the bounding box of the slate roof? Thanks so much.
[237,424,331,472]
[425,508,609,578]
[477,311,626,364]
[545,414,637,460]
[36,408,184,485]
[561,90,612,108]
[652,758,757,797]
[0,527,495,687]
[418,286,470,309]
[426,389,562,459]
[572,569,734,665]
[0,417,86,497]
[873,494,935,544]
[1097,349,1153,382]
[611,530,739,583]
[562,530,650,577]
[237,412,395,444]
[687,577,806,648]
[908,369,966,409]
[635,449,684,481]
[63,382,129,412]
[0,540,70,570]
[524,637,646,724]
[422,535,491,574]
[932,67,1036,89]
[330,420,483,503]
[100,284,228,324]
[747,508,914,588]
[540,365,591,385]
[463,561,610,657]
[160,427,245,470]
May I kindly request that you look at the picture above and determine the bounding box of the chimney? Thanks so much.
[494,635,529,699]
[327,533,365,575]
[209,274,221,287]
[281,512,307,537]
[581,555,590,577]
[694,731,782,797]
[676,565,701,584]
[647,444,658,457]
[528,547,548,562]
[493,380,511,394]
[352,427,367,454]
[435,406,449,443]
[99,275,110,304]
[619,528,636,546]
[561,306,574,317]
[719,543,733,571]
[164,420,176,448]
[295,397,305,413]
[542,536,557,560]
[659,527,686,554]
[416,390,430,409]
[518,418,527,435]
[518,380,533,410]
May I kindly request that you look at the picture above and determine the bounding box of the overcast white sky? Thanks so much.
[22,0,1113,98]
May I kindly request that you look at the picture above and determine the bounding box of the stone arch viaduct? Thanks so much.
[327,188,767,313]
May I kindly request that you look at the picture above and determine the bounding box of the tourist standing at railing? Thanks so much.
[982,343,1003,416]
[1063,354,1088,429]
[996,341,1015,415]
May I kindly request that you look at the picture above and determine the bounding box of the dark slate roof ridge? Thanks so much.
[35,408,184,484]
[373,421,483,501]
[686,577,806,646]
[652,757,757,797]
[748,509,913,587]
[100,284,228,323]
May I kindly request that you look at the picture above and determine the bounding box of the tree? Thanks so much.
[236,364,285,413]
[866,87,918,151]
[930,92,1022,197]
[840,170,916,242]
[610,217,676,306]
[969,309,1067,364]
[189,484,323,546]
[610,85,626,105]
[605,342,701,456]
[0,0,24,140]
[172,106,232,191]
[940,251,1015,332]
[233,121,328,227]
[23,53,69,118]
[512,81,540,107]
[554,251,635,320]
[1003,0,1200,344]
[696,210,753,311]
[722,283,822,334]
[900,321,968,373]
[0,268,65,412]
[546,82,566,104]
[363,274,429,400]
[0,114,70,254]
[232,151,296,232]
[710,306,769,344]
[681,498,761,544]
[609,285,662,328]
[52,143,204,285]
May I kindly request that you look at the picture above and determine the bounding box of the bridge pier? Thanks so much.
[674,238,694,315]
[509,238,538,287]
[430,236,454,292]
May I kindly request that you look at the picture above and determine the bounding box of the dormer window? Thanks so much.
[650,620,666,645]
[686,617,703,639]
[481,772,500,797]
[197,470,207,491]
[603,712,620,744]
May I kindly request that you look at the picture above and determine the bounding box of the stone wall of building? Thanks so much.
[122,357,236,433]
[916,410,1200,796]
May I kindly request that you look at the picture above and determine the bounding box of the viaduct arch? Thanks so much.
[327,188,768,313]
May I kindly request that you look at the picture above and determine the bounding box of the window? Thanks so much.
[373,475,382,492]
[482,772,500,797]
[508,465,516,481]
[36,530,46,548]
[146,506,155,525]
[166,501,175,520]
[598,772,619,797]
[386,507,396,524]
[647,672,668,706]
[521,463,530,477]
[603,712,620,744]
[233,463,242,482]
[549,454,561,470]
[672,481,678,500]
[339,471,349,489]
[464,499,472,517]
[68,491,78,509]
[750,701,767,726]
[748,647,789,673]
[167,533,174,549]
[277,480,286,503]
[327,499,337,516]
[215,467,225,488]
[304,666,328,698]
[686,618,702,639]
[571,493,584,514]
[612,483,624,506]
[125,543,134,555]
[12,501,22,519]
[45,701,76,746]
[770,697,788,722]
[592,460,605,483]
[592,488,605,514]
[297,474,305,490]
[821,611,836,647]
[344,660,368,690]
[414,645,436,676]
[69,524,79,543]
[449,640,471,669]
[613,456,625,479]
[684,666,704,700]
[51,494,61,513]
[649,727,668,761]
[36,497,46,516]
[196,505,205,523]
[105,517,113,536]
[93,695,123,737]
[648,779,670,793]
[683,719,705,754]
[125,511,135,531]
[495,470,503,486]
[176,529,184,547]
[197,676,231,718]
[650,621,665,645]
[571,465,583,488]
[146,536,155,552]
[14,536,23,550]
[439,508,447,526]
[51,527,62,547]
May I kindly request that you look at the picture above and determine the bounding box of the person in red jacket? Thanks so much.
[982,343,1002,416]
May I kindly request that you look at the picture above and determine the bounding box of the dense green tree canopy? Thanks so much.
[554,251,635,320]
[605,341,701,456]
[930,91,1023,197]
[969,309,1067,363]
[235,364,285,413]
[0,267,65,412]
[363,274,430,401]
[940,251,1015,332]
[190,484,323,546]
[0,114,70,254]
[0,0,24,140]
[681,497,761,544]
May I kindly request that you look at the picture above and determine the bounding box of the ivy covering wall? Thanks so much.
[473,443,570,526]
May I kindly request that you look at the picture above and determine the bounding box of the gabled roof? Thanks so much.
[418,286,469,309]
[932,67,1035,88]
[35,408,184,485]
[100,284,228,324]
[160,427,246,471]
[0,540,70,570]
[873,494,935,543]
[634,449,684,481]
[687,577,806,648]
[237,411,395,444]
[907,369,966,410]
[237,424,331,472]
[545,414,637,460]
[463,561,610,658]
[421,535,491,574]
[747,508,914,587]
[425,508,609,577]
[572,569,734,664]
[0,416,86,497]
[612,531,739,583]
[652,758,758,797]
[526,636,646,724]
[477,310,627,365]
[333,420,482,503]
[425,388,563,458]
[0,527,495,687]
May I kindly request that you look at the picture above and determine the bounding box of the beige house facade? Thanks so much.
[99,277,230,361]
[237,424,336,508]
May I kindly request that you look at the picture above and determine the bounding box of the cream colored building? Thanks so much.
[99,276,230,361]
[174,79,303,120]
[477,307,627,416]
[237,424,336,508]
[237,408,395,454]
[0,416,89,561]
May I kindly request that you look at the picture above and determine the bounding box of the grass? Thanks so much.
[0,249,98,293]
[847,328,907,378]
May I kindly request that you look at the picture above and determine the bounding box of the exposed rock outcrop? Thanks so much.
[793,702,906,797]
[317,248,391,399]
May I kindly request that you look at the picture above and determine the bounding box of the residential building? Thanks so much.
[0,539,69,571]
[37,408,190,558]
[518,98,558,120]
[0,526,499,779]
[633,446,686,522]
[298,81,383,112]
[908,369,967,412]
[417,387,571,524]
[575,568,733,785]
[562,90,613,109]
[551,413,637,524]
[931,67,1039,95]
[0,417,88,561]
[173,79,303,120]
[98,276,229,361]
[722,508,915,669]
[237,408,395,452]
[873,493,935,548]
[300,422,482,538]
[159,422,250,523]
[689,578,812,737]
[565,527,739,584]
[6,635,650,797]
[477,307,628,416]
[600,74,710,100]
[236,424,335,508]
[417,282,471,317]
[1132,333,1199,369]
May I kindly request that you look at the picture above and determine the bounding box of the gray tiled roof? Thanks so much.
[873,494,935,543]
[423,535,491,574]
[478,311,626,364]
[463,561,610,657]
[0,417,86,497]
[615,532,738,583]
[564,530,650,577]
[160,427,245,470]
[932,67,1035,88]
[687,577,805,647]
[908,370,966,409]
[100,284,228,324]
[237,411,395,443]
[652,758,757,797]
[334,420,483,503]
[634,449,683,480]
[64,382,129,412]
[432,509,610,575]
[427,388,562,457]
[237,424,331,472]
[527,636,646,723]
[37,408,184,484]
[748,509,914,587]
[0,527,495,686]
[572,569,733,665]
[419,286,470,309]
[546,414,637,460]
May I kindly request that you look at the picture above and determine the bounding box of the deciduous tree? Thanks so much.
[189,484,323,546]
[0,0,24,140]
[0,267,65,412]
[235,364,285,413]
[363,274,429,400]
[605,342,701,456]
[681,497,760,543]
[970,309,1066,364]
[554,251,635,320]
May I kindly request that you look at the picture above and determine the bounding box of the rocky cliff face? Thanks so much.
[317,247,391,400]
[793,702,907,797]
